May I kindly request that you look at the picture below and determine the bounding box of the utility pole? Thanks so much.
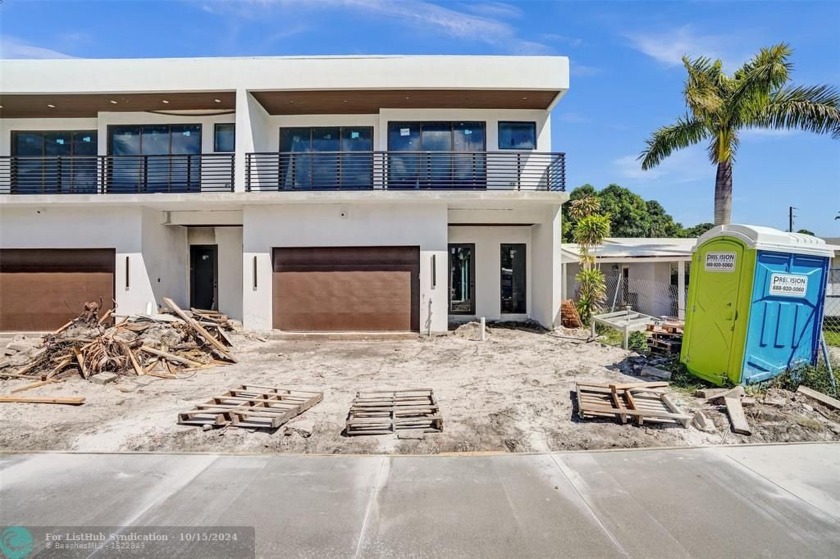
[788,206,796,232]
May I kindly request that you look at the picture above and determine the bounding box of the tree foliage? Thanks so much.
[572,196,610,324]
[562,184,704,241]
[639,43,840,225]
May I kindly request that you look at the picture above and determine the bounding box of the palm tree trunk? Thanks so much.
[714,160,733,225]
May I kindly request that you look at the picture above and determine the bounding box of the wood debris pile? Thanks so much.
[1,298,236,384]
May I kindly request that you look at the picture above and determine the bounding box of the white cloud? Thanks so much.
[200,0,550,53]
[625,25,738,69]
[613,145,714,185]
[0,36,75,59]
[571,64,600,77]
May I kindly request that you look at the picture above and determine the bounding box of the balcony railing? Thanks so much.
[245,151,566,192]
[0,154,235,194]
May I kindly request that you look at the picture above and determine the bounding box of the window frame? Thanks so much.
[213,123,236,153]
[498,121,537,151]
[500,243,527,314]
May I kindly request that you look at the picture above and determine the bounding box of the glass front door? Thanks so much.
[449,244,475,314]
[501,244,527,314]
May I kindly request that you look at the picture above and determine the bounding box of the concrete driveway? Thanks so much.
[1,444,838,558]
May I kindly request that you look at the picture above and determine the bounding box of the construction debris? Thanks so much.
[346,388,443,435]
[178,385,323,430]
[0,395,85,405]
[724,396,752,435]
[560,300,582,329]
[796,386,840,411]
[575,381,690,427]
[646,321,684,355]
[691,411,716,432]
[0,299,236,386]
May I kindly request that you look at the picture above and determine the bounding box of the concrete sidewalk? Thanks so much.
[1,444,838,558]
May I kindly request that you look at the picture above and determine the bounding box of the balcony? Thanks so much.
[245,151,566,192]
[0,154,235,194]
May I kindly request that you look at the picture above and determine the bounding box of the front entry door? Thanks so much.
[449,244,475,314]
[190,245,218,311]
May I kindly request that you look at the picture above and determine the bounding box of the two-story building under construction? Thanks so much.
[0,55,569,333]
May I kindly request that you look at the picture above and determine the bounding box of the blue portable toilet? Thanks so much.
[683,225,833,385]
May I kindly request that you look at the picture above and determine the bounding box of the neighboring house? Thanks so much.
[561,238,695,319]
[0,55,569,333]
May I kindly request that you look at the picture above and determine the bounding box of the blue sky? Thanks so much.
[2,0,839,236]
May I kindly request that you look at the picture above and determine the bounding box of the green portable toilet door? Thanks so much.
[683,239,746,385]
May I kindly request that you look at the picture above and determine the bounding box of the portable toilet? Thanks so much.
[681,225,833,386]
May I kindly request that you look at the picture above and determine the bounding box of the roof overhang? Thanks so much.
[251,89,559,115]
[0,92,236,119]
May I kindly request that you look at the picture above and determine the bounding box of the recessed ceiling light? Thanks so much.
[0,105,4,109]
[289,100,294,104]
[405,96,410,100]
[214,99,221,103]
[47,104,56,108]
[522,97,528,100]
[161,99,169,104]
[343,99,348,103]
[110,100,118,104]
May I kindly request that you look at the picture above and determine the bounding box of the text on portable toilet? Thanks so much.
[768,273,808,297]
[704,252,736,272]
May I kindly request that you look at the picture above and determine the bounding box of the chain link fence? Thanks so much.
[825,269,840,345]
[603,274,685,319]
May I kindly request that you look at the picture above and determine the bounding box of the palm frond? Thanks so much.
[708,129,739,164]
[639,115,708,169]
[752,84,840,139]
[731,43,793,121]
[682,55,725,118]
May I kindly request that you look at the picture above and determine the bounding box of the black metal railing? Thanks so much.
[0,154,235,194]
[245,151,566,192]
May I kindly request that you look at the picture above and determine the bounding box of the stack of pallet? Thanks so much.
[346,388,443,435]
[646,321,684,355]
[575,381,690,427]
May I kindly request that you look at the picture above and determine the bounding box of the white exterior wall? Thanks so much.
[141,208,188,312]
[242,203,448,333]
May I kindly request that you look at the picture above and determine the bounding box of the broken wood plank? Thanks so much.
[706,385,745,404]
[139,346,203,367]
[796,386,840,411]
[122,344,144,376]
[162,297,236,362]
[10,378,62,393]
[695,388,728,399]
[0,395,84,405]
[72,347,89,379]
[724,396,751,435]
[97,308,113,325]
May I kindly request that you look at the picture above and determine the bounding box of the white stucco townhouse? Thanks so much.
[0,55,569,333]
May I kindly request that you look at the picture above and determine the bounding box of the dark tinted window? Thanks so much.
[214,123,235,152]
[499,121,536,150]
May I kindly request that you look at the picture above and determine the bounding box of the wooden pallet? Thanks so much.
[575,382,690,427]
[346,388,443,435]
[178,385,323,429]
[648,336,682,354]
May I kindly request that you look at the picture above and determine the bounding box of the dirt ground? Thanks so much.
[1,324,839,454]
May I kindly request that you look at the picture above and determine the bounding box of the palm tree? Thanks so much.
[639,44,840,225]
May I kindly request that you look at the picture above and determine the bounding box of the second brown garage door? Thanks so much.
[273,247,420,332]
[0,248,115,332]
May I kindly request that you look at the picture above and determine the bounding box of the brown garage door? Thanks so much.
[273,247,420,332]
[0,249,115,331]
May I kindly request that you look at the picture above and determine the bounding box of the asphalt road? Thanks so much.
[1,444,838,558]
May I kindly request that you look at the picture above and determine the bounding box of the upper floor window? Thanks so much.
[278,126,373,189]
[498,121,536,150]
[108,124,202,193]
[11,131,98,194]
[214,123,235,153]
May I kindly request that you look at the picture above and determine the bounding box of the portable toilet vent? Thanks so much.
[680,224,833,386]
